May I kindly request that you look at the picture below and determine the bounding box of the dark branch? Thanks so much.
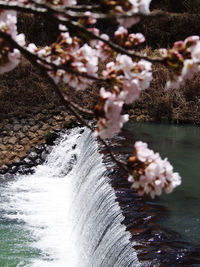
[0,1,46,14]
[0,31,106,82]
[64,20,164,63]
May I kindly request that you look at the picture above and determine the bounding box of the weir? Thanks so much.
[0,127,141,266]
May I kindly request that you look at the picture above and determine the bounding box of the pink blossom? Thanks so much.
[138,0,151,14]
[95,89,129,139]
[0,48,20,74]
[114,26,128,39]
[91,34,111,61]
[100,87,112,99]
[117,0,151,28]
[119,80,141,104]
[95,113,129,139]
[165,36,200,89]
[134,141,154,162]
[128,33,145,45]
[116,54,135,79]
[128,142,181,198]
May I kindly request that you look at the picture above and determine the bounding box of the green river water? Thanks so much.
[126,121,200,245]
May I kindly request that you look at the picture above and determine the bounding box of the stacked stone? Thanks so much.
[0,104,76,169]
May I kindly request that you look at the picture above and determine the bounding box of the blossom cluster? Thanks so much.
[8,0,77,5]
[114,26,145,48]
[163,36,200,89]
[27,29,99,90]
[94,55,152,138]
[101,0,151,28]
[0,9,25,74]
[94,88,129,139]
[128,141,181,198]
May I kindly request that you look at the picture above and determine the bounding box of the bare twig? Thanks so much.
[0,31,106,82]
[63,20,164,63]
[0,1,46,14]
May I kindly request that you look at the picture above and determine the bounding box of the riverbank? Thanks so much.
[1,124,200,266]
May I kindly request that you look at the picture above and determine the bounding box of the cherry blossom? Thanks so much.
[94,88,129,139]
[27,31,98,90]
[164,36,200,89]
[0,10,25,73]
[116,0,151,28]
[128,141,181,198]
[102,55,152,104]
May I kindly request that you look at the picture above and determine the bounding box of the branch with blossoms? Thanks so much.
[3,0,200,198]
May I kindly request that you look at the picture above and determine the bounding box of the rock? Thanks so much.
[0,144,6,151]
[34,145,43,153]
[45,131,58,145]
[20,137,30,145]
[79,129,84,134]
[20,119,27,124]
[23,157,33,165]
[8,130,14,136]
[22,125,29,133]
[8,153,17,161]
[41,124,49,131]
[9,165,18,174]
[28,152,38,161]
[64,115,77,128]
[41,151,47,161]
[13,124,21,132]
[8,137,17,145]
[41,109,49,115]
[18,132,25,139]
[35,158,43,165]
[46,146,53,154]
[18,165,32,175]
[3,124,11,131]
[53,115,63,121]
[27,132,36,140]
[30,125,39,132]
[28,119,35,126]
[0,151,8,157]
[0,165,9,174]
[24,145,31,152]
[37,130,45,137]
[2,130,8,137]
[14,145,24,152]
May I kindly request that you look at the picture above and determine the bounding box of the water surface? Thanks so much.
[125,121,200,244]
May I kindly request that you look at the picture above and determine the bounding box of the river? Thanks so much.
[0,122,199,266]
[125,121,200,244]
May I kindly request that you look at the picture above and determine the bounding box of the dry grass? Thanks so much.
[0,57,60,116]
[131,49,200,124]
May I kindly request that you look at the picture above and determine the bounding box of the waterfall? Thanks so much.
[0,127,141,267]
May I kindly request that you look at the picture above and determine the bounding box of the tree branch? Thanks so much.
[0,1,46,14]
[0,2,165,63]
[64,20,164,63]
[0,31,107,82]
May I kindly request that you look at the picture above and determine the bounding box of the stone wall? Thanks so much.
[0,104,76,168]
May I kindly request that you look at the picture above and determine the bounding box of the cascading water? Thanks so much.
[0,127,141,267]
